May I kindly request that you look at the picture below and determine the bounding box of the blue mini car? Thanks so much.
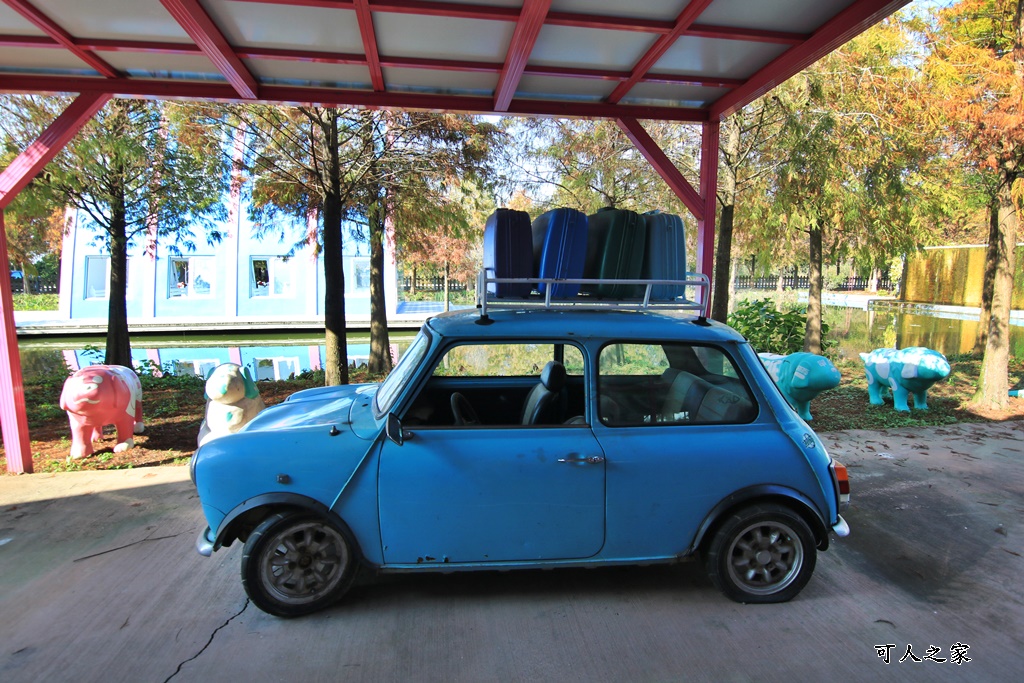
[192,304,850,617]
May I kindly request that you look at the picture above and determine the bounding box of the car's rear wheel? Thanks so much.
[705,503,816,603]
[241,512,356,617]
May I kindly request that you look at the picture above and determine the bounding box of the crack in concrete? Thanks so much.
[72,531,188,563]
[162,599,250,683]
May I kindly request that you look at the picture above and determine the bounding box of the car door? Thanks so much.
[593,341,777,558]
[378,341,606,565]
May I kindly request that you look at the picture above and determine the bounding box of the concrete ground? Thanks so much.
[1,421,1021,683]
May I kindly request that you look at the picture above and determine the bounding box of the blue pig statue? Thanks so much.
[758,352,841,421]
[859,347,950,412]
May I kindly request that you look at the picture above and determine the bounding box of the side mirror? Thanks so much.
[385,413,406,446]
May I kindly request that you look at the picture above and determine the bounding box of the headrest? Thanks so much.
[540,361,566,392]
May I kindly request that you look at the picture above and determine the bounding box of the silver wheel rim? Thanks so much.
[725,519,804,596]
[259,521,349,606]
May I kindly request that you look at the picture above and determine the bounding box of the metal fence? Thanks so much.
[735,275,893,291]
[401,276,468,293]
[8,277,58,294]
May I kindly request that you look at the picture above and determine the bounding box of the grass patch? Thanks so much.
[11,293,59,311]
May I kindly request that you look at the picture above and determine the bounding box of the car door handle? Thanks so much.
[557,453,605,464]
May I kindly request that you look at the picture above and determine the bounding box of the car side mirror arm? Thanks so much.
[386,413,408,446]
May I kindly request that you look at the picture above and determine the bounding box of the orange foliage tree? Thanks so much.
[927,0,1024,408]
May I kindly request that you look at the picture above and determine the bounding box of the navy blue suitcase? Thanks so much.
[583,207,646,298]
[532,208,588,298]
[642,211,688,300]
[483,208,533,298]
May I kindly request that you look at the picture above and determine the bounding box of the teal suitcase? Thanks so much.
[583,207,646,298]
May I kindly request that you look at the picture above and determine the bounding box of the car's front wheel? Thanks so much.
[705,503,816,603]
[241,512,357,617]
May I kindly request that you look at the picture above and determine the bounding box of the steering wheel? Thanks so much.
[451,392,481,426]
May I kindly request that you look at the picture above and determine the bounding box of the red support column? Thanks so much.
[0,92,109,473]
[0,210,32,473]
[697,120,720,301]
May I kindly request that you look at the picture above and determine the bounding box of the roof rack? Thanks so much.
[475,270,710,318]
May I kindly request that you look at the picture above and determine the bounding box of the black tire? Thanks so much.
[241,512,357,617]
[704,503,816,604]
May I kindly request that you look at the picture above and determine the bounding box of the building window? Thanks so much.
[250,257,295,298]
[172,359,220,378]
[254,357,300,381]
[168,256,215,298]
[345,256,371,293]
[85,256,110,299]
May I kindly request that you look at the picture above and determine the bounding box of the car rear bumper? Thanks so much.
[832,514,850,537]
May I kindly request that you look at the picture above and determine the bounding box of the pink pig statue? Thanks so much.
[59,364,144,460]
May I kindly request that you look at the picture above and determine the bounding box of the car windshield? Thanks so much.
[373,330,431,418]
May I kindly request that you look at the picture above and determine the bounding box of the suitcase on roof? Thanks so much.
[483,208,533,298]
[531,208,588,298]
[583,207,646,298]
[642,210,689,300]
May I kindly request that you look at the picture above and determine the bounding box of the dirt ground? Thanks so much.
[3,360,1023,473]
[0,380,310,473]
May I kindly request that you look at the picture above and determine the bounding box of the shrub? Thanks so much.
[728,298,831,355]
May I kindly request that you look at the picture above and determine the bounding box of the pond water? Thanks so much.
[17,331,417,382]
[826,304,1024,361]
[16,304,1023,382]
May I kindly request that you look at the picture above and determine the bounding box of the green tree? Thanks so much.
[755,15,935,354]
[398,179,494,312]
[514,118,698,215]
[711,99,787,322]
[236,105,374,386]
[1,96,227,366]
[352,112,500,374]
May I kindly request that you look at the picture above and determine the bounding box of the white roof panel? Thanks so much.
[374,13,516,62]
[206,3,364,54]
[699,0,857,34]
[30,0,191,42]
[531,25,654,70]
[249,60,372,91]
[653,36,791,80]
[0,0,913,121]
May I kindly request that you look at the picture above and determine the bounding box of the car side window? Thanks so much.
[598,343,756,426]
[404,342,586,427]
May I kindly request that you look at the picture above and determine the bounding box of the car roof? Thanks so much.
[424,308,747,345]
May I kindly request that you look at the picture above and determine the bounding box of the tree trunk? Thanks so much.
[972,190,1017,409]
[727,257,737,316]
[368,194,392,375]
[973,199,1000,356]
[974,0,1023,404]
[712,115,740,323]
[443,262,450,313]
[803,223,823,355]
[868,268,879,294]
[322,115,349,386]
[104,197,133,368]
[711,204,734,323]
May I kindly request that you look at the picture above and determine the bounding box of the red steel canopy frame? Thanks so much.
[0,0,910,472]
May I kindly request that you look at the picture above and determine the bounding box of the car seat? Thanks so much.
[522,361,566,425]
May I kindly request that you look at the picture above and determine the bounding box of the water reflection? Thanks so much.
[17,306,1022,382]
[827,305,1024,360]
[18,334,415,382]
